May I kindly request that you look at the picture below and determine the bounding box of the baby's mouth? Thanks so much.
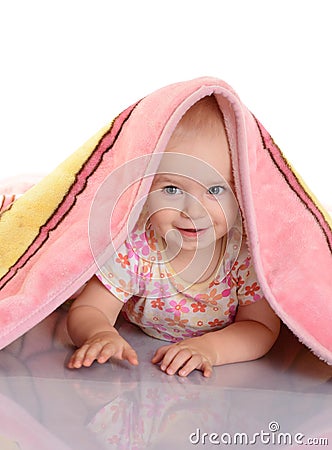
[175,227,207,238]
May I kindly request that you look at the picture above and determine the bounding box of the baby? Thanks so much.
[67,96,280,377]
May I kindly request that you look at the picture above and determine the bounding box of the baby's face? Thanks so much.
[147,124,238,255]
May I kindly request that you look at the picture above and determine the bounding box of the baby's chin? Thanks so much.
[166,229,220,252]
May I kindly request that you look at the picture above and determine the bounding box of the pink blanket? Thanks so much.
[0,77,331,364]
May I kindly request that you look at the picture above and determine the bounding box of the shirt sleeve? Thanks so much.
[236,252,264,307]
[95,238,140,303]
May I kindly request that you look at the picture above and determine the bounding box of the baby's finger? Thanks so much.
[156,346,182,371]
[151,345,172,363]
[201,361,213,378]
[81,343,106,366]
[96,342,119,364]
[178,355,212,377]
[68,345,93,369]
[122,346,139,366]
[162,348,193,375]
[67,353,80,369]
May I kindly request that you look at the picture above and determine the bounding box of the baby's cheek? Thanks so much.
[221,196,239,228]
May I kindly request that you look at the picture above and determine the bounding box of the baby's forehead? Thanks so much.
[152,153,230,186]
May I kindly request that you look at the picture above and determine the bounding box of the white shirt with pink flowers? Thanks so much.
[96,224,263,342]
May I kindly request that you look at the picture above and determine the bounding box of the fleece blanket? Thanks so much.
[0,77,331,364]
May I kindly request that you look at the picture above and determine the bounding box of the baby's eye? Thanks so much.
[208,185,225,195]
[162,185,183,195]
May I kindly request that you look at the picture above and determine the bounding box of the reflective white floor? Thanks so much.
[0,310,331,449]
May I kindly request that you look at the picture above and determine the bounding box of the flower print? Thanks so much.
[224,259,234,274]
[182,329,205,338]
[133,263,152,287]
[151,298,165,310]
[155,322,168,332]
[165,316,188,328]
[144,320,167,332]
[223,272,236,289]
[225,304,237,320]
[146,230,157,251]
[208,318,225,328]
[227,298,235,307]
[116,253,130,268]
[244,282,260,297]
[238,257,250,271]
[151,281,171,298]
[143,402,158,419]
[241,299,255,306]
[190,301,206,313]
[221,288,231,297]
[132,234,150,257]
[235,275,245,288]
[131,264,139,275]
[196,288,223,305]
[162,333,182,342]
[124,241,139,261]
[225,298,237,317]
[197,320,204,327]
[138,281,150,296]
[165,298,189,317]
[163,392,182,403]
[132,309,144,324]
[135,230,157,256]
[115,278,133,296]
[122,300,135,315]
[137,266,153,297]
[209,275,221,288]
[124,297,143,323]
[110,399,127,422]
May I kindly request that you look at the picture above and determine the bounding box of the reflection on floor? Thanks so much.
[0,310,331,449]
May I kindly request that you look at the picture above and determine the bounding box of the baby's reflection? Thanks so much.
[0,311,331,450]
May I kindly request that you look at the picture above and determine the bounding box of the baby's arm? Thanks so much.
[152,298,280,377]
[67,276,138,369]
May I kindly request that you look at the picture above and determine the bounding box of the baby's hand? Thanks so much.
[67,330,138,369]
[151,337,213,377]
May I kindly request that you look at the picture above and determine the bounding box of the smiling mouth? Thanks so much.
[175,227,207,238]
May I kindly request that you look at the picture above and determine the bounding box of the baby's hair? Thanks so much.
[168,95,226,146]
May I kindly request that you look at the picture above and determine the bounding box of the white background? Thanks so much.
[0,0,331,205]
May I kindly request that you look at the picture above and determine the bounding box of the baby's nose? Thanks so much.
[181,194,206,220]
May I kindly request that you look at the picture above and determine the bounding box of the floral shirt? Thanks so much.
[96,224,263,342]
